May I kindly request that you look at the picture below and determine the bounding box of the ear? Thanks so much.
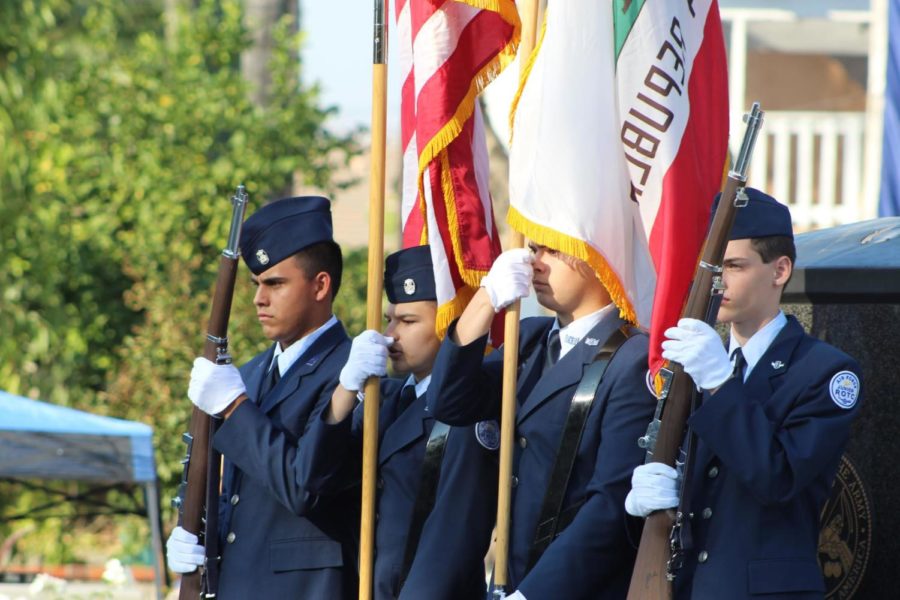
[773,256,792,287]
[312,271,332,302]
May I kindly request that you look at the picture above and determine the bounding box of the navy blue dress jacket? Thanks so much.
[212,321,357,600]
[675,316,863,599]
[302,378,497,600]
[428,314,656,599]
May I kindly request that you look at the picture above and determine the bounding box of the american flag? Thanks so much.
[395,0,520,337]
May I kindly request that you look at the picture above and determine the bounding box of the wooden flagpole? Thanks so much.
[360,1,388,599]
[493,0,539,595]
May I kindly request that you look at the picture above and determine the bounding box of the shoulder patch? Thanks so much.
[829,371,860,409]
[474,420,500,451]
[645,369,658,398]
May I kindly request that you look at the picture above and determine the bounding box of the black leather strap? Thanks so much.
[398,420,452,588]
[528,327,636,568]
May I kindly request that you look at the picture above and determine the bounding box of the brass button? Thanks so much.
[230,494,239,506]
[698,550,708,563]
[511,476,519,488]
[707,466,719,478]
[519,437,527,449]
[226,532,236,544]
[702,507,712,519]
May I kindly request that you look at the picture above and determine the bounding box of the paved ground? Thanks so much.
[0,581,161,599]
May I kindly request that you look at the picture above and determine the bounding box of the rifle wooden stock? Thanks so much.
[176,187,247,599]
[627,105,764,600]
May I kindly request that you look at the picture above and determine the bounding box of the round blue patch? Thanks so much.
[645,369,658,398]
[475,420,500,451]
[829,371,860,409]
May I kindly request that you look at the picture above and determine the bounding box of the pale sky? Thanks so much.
[302,2,403,134]
[300,1,518,144]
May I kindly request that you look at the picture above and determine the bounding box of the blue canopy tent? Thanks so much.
[0,390,165,597]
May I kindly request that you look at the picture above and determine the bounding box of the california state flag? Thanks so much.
[509,0,729,374]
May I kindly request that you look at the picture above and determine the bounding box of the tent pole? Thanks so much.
[146,479,167,599]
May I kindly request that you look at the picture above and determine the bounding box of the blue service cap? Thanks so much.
[240,196,334,275]
[384,245,436,304]
[713,187,793,240]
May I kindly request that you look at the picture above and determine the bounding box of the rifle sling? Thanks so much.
[203,422,222,596]
[528,327,635,569]
[673,302,723,560]
[398,420,452,589]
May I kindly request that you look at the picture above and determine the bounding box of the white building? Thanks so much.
[720,0,887,230]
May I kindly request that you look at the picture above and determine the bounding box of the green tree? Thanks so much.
[0,0,365,565]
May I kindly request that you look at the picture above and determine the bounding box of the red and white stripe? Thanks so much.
[396,0,519,334]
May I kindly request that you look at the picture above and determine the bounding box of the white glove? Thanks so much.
[188,357,247,416]
[166,526,204,574]
[480,248,534,312]
[661,318,732,391]
[339,330,393,392]
[625,463,680,518]
[507,592,527,600]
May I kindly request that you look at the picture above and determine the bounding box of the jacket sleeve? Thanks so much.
[518,336,654,598]
[688,347,862,506]
[427,319,504,426]
[212,358,350,516]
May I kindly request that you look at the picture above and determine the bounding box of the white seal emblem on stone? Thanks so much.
[829,371,860,409]
[475,420,500,450]
[256,249,270,265]
[403,278,416,295]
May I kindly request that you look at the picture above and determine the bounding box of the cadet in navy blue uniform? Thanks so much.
[626,189,863,599]
[302,245,497,600]
[165,197,357,599]
[428,243,656,599]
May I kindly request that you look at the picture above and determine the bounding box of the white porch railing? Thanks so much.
[736,111,867,231]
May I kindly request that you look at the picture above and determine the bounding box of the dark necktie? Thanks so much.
[398,385,418,415]
[731,347,746,382]
[260,363,281,400]
[545,329,561,370]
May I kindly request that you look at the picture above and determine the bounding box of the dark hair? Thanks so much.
[294,241,343,299]
[750,235,795,286]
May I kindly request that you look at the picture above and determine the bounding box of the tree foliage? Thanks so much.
[0,0,366,565]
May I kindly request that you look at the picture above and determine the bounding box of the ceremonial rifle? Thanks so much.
[626,103,765,600]
[173,185,248,599]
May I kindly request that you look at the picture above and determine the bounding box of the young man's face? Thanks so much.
[718,238,791,328]
[384,300,441,381]
[529,243,609,321]
[251,256,329,347]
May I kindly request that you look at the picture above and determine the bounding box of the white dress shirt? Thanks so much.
[547,303,618,361]
[269,315,339,376]
[727,311,788,382]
